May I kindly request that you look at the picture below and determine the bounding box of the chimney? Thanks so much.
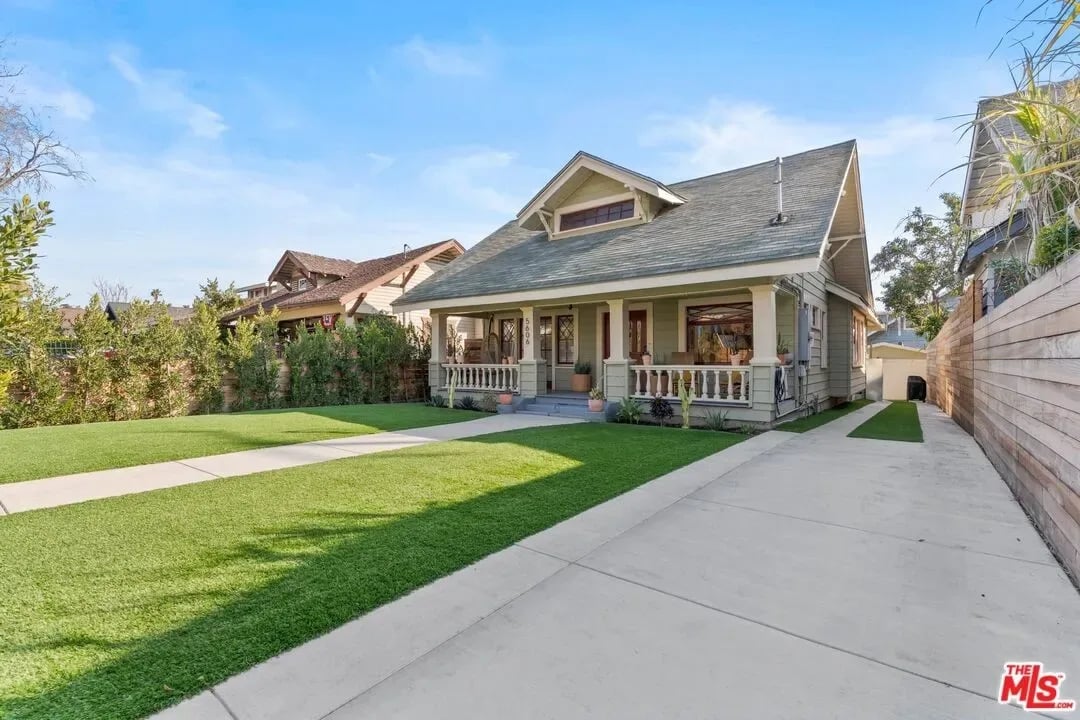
[769,156,788,226]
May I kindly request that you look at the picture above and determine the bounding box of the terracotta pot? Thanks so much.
[498,392,513,405]
[588,398,604,412]
[570,373,591,393]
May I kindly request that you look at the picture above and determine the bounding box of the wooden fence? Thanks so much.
[926,281,978,434]
[927,253,1080,583]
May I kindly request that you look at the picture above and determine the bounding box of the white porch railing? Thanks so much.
[630,365,752,406]
[442,363,519,393]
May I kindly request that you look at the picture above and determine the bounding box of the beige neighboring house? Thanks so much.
[394,141,883,425]
[222,240,478,337]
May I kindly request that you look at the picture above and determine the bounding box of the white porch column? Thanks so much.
[429,311,445,392]
[518,306,541,398]
[604,298,630,401]
[749,285,778,366]
[607,298,629,360]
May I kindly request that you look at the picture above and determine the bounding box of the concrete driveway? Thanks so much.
[165,402,1080,720]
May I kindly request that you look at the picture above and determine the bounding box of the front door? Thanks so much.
[539,316,553,390]
[602,309,648,361]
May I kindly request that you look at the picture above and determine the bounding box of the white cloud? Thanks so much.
[107,48,227,139]
[639,98,973,273]
[421,149,518,214]
[366,152,395,174]
[20,82,94,120]
[397,36,494,77]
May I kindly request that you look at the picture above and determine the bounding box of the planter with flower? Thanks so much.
[776,335,792,365]
[571,360,592,393]
[588,386,605,412]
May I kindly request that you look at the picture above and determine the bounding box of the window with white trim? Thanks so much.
[852,313,866,368]
[558,199,635,232]
[820,310,828,368]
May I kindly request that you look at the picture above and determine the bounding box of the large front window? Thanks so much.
[686,303,753,364]
[559,199,635,231]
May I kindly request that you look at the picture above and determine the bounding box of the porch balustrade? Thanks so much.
[629,364,752,406]
[442,363,519,393]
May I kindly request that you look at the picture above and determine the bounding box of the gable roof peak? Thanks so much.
[516,150,686,231]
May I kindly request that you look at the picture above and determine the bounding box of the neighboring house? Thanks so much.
[958,87,1060,311]
[393,141,883,425]
[221,240,478,337]
[105,302,195,325]
[235,282,283,301]
[869,312,927,354]
[58,305,84,336]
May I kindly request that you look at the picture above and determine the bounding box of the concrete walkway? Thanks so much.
[0,413,580,515]
[157,401,1080,720]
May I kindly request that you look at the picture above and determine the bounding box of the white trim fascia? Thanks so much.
[825,281,884,330]
[817,146,857,264]
[393,256,818,314]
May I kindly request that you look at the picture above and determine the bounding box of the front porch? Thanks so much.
[429,283,807,425]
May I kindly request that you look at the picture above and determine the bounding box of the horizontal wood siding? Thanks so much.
[925,281,977,434]
[800,264,840,407]
[928,253,1080,583]
[828,293,852,397]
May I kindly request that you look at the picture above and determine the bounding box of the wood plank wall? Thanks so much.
[973,253,1080,583]
[929,253,1080,583]
[926,282,978,434]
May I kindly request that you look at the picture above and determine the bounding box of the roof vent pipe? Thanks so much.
[403,243,412,259]
[770,156,788,226]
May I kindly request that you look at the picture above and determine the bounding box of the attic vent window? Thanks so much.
[559,199,635,231]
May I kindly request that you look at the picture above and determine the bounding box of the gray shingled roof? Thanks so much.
[395,140,855,306]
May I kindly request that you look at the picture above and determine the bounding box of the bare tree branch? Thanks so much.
[0,40,86,201]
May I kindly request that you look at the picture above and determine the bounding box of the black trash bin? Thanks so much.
[907,376,927,402]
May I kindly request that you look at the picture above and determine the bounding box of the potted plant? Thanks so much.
[641,346,653,366]
[776,335,791,364]
[571,360,592,392]
[498,391,513,406]
[588,386,605,412]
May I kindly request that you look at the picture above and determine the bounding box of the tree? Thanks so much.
[92,278,131,305]
[872,192,967,340]
[68,294,114,423]
[0,195,52,346]
[195,278,244,315]
[0,43,84,200]
[185,299,226,414]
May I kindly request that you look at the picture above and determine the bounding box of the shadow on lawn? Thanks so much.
[2,425,735,720]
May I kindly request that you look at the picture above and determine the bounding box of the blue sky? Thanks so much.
[6,0,1022,304]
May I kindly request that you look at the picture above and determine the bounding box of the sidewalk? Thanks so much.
[0,413,581,515]
[156,400,1080,719]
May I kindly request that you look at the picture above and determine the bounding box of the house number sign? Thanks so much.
[523,318,531,344]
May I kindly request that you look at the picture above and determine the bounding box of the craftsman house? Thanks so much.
[393,140,881,425]
[222,240,477,337]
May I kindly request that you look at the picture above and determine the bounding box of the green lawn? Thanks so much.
[774,398,874,433]
[847,401,924,442]
[0,423,741,720]
[0,404,480,484]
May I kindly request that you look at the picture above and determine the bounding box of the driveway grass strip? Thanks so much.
[774,398,873,433]
[0,404,479,484]
[847,401,923,442]
[0,422,742,720]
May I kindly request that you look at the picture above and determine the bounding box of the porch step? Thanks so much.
[517,395,606,422]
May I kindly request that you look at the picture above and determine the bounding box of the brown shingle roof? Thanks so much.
[223,240,462,322]
[285,251,357,277]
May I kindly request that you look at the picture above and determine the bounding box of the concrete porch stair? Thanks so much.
[516,394,607,422]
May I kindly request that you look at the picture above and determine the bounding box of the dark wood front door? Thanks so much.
[603,309,647,360]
